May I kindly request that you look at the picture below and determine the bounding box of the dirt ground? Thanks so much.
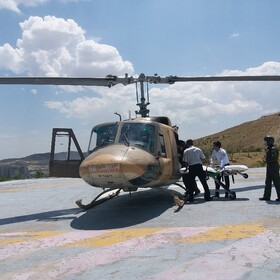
[229,152,265,168]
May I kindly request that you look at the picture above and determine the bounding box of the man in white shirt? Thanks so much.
[210,141,230,198]
[183,139,212,202]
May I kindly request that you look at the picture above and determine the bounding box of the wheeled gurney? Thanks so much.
[203,165,249,200]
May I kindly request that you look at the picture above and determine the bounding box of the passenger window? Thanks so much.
[159,134,166,157]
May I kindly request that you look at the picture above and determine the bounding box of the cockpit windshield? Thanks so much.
[119,123,155,153]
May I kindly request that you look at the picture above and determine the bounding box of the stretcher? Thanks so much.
[203,165,249,199]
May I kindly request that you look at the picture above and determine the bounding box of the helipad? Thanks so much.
[0,168,280,279]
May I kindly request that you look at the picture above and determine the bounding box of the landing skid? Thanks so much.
[75,188,122,210]
[158,182,186,208]
[173,182,187,192]
[76,182,187,210]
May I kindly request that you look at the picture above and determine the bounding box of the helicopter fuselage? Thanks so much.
[79,117,181,192]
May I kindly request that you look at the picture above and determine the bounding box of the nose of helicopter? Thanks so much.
[79,145,160,189]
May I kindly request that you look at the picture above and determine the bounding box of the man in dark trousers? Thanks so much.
[259,135,280,201]
[180,140,201,198]
[182,139,212,202]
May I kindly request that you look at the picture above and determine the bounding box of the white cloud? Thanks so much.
[0,0,86,13]
[0,0,49,13]
[31,89,37,95]
[45,61,280,140]
[0,0,20,13]
[222,61,280,76]
[230,33,240,39]
[0,16,134,77]
[147,78,264,125]
[0,43,23,73]
[1,15,280,142]
[45,84,136,121]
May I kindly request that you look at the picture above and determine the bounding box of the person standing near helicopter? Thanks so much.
[182,139,212,202]
[210,141,230,198]
[180,140,201,197]
[259,135,280,201]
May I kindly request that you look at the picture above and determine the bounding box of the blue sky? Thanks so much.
[1,0,280,159]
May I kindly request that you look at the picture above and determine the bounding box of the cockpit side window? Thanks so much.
[88,124,118,152]
[96,124,118,147]
[119,123,155,153]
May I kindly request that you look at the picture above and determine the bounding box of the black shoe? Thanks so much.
[185,196,194,202]
[194,190,201,196]
[276,198,280,202]
[205,196,213,201]
[225,192,229,198]
[214,192,219,198]
[259,197,270,201]
[184,194,194,202]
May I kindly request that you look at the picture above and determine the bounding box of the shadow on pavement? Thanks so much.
[70,189,175,230]
[0,208,79,226]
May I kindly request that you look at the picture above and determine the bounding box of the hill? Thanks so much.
[194,112,280,167]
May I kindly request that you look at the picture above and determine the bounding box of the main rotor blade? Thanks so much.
[147,75,280,84]
[0,76,135,87]
[0,74,280,87]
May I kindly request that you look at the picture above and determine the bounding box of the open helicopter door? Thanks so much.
[49,128,85,178]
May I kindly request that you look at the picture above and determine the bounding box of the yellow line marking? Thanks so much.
[64,228,165,247]
[0,231,64,246]
[0,238,25,246]
[0,223,266,247]
[0,181,79,192]
[178,223,265,243]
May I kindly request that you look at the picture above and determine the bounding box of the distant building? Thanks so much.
[0,165,28,178]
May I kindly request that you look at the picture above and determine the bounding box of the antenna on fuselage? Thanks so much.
[114,112,121,121]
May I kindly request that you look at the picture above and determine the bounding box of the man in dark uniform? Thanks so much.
[259,135,280,202]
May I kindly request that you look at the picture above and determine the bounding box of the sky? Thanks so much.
[1,0,280,159]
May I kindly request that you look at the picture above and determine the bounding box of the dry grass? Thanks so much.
[228,152,265,167]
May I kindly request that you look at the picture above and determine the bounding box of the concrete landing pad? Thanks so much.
[0,168,280,279]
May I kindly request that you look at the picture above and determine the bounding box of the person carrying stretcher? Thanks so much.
[210,141,230,198]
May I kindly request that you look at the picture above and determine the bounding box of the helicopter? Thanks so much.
[1,73,280,209]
